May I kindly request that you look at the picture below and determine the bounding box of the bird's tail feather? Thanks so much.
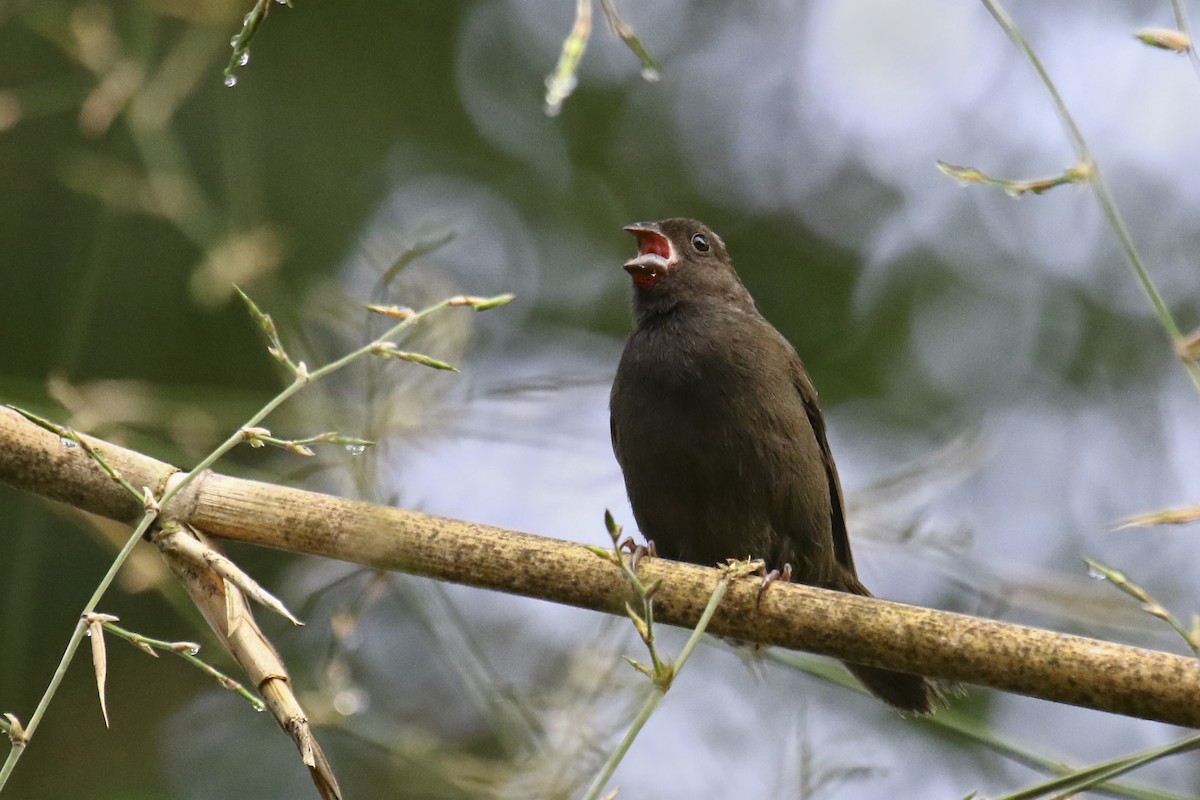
[832,570,937,714]
[844,663,936,714]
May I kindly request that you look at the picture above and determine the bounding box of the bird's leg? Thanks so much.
[618,537,657,572]
[756,562,792,608]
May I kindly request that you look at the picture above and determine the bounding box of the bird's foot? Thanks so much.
[618,537,657,571]
[756,562,792,609]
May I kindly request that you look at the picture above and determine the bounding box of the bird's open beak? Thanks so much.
[623,223,674,286]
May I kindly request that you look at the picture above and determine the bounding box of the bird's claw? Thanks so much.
[618,537,657,571]
[755,562,792,609]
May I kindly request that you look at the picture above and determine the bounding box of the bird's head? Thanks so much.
[621,218,749,317]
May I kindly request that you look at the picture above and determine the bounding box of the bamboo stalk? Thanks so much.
[3,406,1199,728]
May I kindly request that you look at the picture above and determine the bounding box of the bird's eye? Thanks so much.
[691,233,710,252]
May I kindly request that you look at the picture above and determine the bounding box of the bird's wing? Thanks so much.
[791,362,858,577]
[609,411,623,466]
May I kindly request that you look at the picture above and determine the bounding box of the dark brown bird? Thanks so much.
[609,217,933,714]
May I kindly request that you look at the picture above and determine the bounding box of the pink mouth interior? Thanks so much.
[633,230,671,260]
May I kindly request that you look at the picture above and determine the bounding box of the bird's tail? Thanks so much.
[833,570,937,715]
[844,663,935,715]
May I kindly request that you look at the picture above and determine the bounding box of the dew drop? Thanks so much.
[238,52,250,67]
[243,12,253,24]
[224,74,238,88]
[640,67,660,82]
[61,437,78,448]
[345,444,366,457]
[1086,565,1107,581]
[231,35,240,47]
